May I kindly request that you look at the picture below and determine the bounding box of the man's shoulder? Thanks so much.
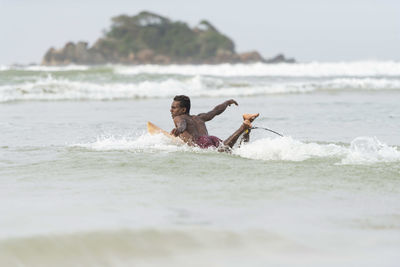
[189,114,203,122]
[179,114,196,118]
[174,114,192,121]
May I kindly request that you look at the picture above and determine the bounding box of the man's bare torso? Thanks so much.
[174,114,208,142]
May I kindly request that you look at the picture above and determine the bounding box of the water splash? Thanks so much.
[341,136,400,164]
[72,134,400,165]
[233,136,346,161]
[71,133,204,153]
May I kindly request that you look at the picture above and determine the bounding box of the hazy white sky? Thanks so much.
[0,0,399,64]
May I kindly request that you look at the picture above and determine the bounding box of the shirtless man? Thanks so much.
[170,95,259,150]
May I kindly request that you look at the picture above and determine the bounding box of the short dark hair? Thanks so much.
[174,95,190,114]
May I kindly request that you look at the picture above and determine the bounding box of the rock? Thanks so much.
[153,54,171,64]
[128,52,135,62]
[265,53,296,63]
[42,42,105,65]
[136,49,155,63]
[238,51,265,63]
[214,49,237,63]
[42,48,57,65]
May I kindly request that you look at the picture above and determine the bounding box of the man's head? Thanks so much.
[171,95,191,118]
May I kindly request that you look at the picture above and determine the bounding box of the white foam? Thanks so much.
[0,75,202,102]
[2,61,400,77]
[115,61,400,77]
[341,137,400,164]
[0,65,10,71]
[233,136,400,164]
[2,74,400,102]
[72,133,204,153]
[316,77,400,90]
[233,136,346,161]
[12,65,90,72]
[0,75,296,102]
[73,134,400,165]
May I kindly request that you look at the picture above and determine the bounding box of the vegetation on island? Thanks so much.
[101,12,233,59]
[42,11,294,65]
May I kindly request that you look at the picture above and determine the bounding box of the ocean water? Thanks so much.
[0,62,399,267]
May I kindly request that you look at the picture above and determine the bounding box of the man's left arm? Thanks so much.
[197,99,238,122]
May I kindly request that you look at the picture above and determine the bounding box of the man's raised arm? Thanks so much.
[197,99,238,121]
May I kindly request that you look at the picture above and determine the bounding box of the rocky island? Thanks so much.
[42,11,295,65]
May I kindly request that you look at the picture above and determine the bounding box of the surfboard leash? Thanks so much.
[251,126,284,137]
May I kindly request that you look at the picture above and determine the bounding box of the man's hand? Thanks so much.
[171,117,187,136]
[170,128,181,136]
[226,99,238,106]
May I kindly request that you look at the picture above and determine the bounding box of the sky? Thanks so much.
[0,0,399,64]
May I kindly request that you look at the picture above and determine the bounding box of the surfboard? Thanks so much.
[147,121,184,144]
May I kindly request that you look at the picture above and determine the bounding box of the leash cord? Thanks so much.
[251,126,283,137]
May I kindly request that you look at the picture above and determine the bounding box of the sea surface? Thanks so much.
[1,62,400,267]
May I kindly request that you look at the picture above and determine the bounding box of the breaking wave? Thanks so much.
[1,75,400,102]
[1,64,90,72]
[2,61,400,77]
[0,65,9,71]
[0,75,201,102]
[114,61,400,77]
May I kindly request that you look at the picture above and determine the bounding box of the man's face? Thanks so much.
[170,101,186,118]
